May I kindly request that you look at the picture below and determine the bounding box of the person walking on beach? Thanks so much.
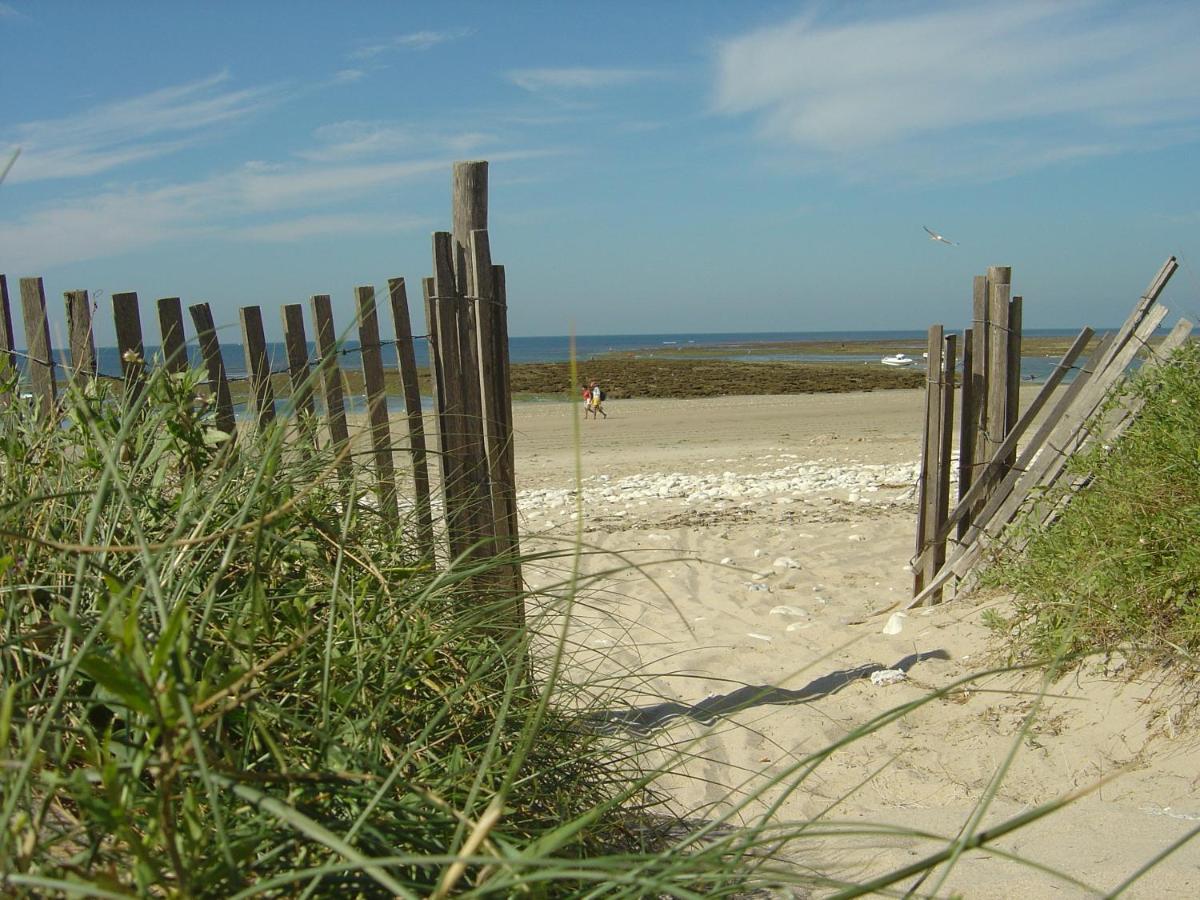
[584,380,607,419]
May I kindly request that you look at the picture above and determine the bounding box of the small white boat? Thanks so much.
[881,353,915,368]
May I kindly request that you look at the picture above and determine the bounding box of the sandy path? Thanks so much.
[504,390,1200,898]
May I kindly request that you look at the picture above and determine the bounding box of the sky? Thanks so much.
[3,0,1200,346]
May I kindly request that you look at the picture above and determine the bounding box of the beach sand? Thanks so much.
[504,390,1200,897]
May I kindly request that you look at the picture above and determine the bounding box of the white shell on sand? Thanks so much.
[753,549,766,558]
[772,556,802,569]
[786,621,815,632]
[882,612,907,635]
[745,583,769,592]
[769,605,807,616]
[870,668,907,686]
[747,633,773,642]
[848,534,868,542]
[719,557,734,565]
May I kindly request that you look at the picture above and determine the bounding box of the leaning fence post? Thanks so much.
[19,277,57,421]
[387,277,435,557]
[355,284,398,523]
[65,289,96,389]
[239,305,276,428]
[0,275,15,406]
[112,292,147,405]
[310,294,351,481]
[188,302,236,436]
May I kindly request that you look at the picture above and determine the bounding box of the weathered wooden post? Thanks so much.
[188,302,236,436]
[20,277,57,421]
[355,284,398,523]
[984,266,1012,473]
[913,324,944,596]
[157,297,189,375]
[926,333,956,603]
[0,276,15,406]
[387,277,435,557]
[65,289,96,389]
[239,305,276,428]
[310,294,351,481]
[113,292,148,405]
[280,303,317,444]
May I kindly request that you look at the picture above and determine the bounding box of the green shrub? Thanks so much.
[985,342,1200,665]
[0,371,692,896]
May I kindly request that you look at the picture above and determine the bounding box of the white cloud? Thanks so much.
[235,212,429,242]
[2,148,555,268]
[713,1,1200,180]
[297,121,493,163]
[508,67,658,92]
[0,3,27,20]
[6,71,280,183]
[349,29,471,60]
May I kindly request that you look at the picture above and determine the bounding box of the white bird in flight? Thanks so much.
[923,225,958,246]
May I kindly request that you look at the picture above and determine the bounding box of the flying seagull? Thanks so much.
[923,225,958,246]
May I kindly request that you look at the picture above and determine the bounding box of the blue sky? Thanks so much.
[3,0,1200,345]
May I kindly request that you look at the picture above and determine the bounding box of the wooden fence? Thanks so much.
[911,257,1189,606]
[0,160,522,602]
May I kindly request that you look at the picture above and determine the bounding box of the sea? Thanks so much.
[13,328,1103,416]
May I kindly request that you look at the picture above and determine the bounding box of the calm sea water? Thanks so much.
[16,328,1105,415]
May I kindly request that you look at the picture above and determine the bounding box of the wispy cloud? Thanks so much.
[0,3,27,20]
[2,147,554,267]
[508,67,658,92]
[713,1,1200,181]
[234,212,430,242]
[349,28,470,60]
[0,156,449,267]
[6,71,281,183]
[296,120,493,163]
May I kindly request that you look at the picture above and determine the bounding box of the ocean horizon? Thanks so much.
[14,327,1097,381]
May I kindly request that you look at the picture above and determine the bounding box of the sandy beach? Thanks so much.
[506,390,1200,896]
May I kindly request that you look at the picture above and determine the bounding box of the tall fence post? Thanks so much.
[387,277,436,558]
[65,289,96,389]
[925,332,956,603]
[189,302,236,436]
[984,268,1012,477]
[968,274,990,514]
[913,324,944,596]
[355,284,398,523]
[0,275,15,406]
[492,263,522,599]
[19,277,57,421]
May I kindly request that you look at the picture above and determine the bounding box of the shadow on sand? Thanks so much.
[590,650,951,735]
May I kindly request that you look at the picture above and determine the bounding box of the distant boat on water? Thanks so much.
[881,353,916,368]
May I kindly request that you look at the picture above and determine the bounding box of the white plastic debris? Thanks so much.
[882,612,907,635]
[870,668,907,686]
